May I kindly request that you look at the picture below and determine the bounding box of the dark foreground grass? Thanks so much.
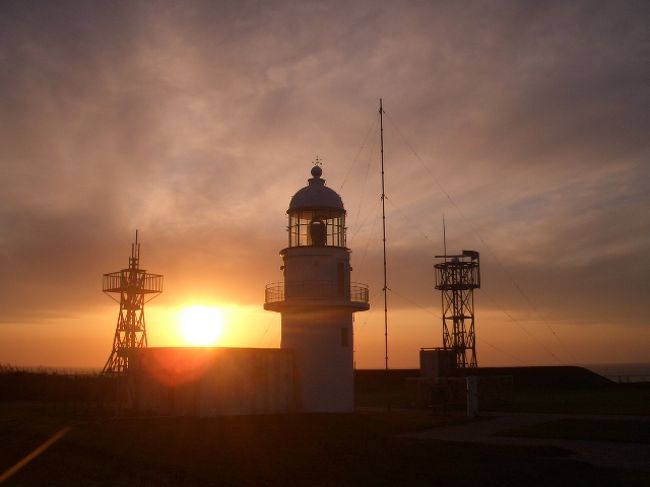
[1,403,649,486]
[490,384,650,416]
[500,417,650,444]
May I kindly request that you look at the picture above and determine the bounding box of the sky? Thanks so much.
[0,0,648,369]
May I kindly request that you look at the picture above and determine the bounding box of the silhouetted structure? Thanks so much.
[434,250,480,368]
[264,164,369,412]
[102,232,163,374]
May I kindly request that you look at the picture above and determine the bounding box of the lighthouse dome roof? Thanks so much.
[288,166,344,212]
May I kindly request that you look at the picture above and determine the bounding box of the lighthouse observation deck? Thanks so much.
[264,280,369,311]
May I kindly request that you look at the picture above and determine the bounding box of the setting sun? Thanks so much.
[179,306,225,346]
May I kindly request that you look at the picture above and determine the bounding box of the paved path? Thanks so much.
[404,413,650,472]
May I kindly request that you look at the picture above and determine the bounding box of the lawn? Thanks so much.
[493,384,650,416]
[500,417,650,444]
[1,402,649,486]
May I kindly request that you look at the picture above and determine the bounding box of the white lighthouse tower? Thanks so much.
[264,164,369,412]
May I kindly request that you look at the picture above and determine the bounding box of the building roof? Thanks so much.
[288,166,344,212]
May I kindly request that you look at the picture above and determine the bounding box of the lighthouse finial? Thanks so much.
[311,155,323,178]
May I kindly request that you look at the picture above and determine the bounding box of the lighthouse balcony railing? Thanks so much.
[265,281,369,305]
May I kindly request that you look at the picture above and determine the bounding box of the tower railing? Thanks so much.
[103,271,164,294]
[265,281,369,305]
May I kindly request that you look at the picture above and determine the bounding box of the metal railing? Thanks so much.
[103,270,164,294]
[265,280,369,305]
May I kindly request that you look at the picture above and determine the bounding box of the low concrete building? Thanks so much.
[131,347,296,416]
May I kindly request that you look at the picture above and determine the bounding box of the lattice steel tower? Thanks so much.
[102,232,163,374]
[434,250,481,368]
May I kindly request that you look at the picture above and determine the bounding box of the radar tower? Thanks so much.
[434,250,481,368]
[102,231,163,374]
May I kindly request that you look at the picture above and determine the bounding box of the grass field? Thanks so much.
[2,370,649,485]
[500,417,650,444]
[493,384,650,416]
[1,402,649,486]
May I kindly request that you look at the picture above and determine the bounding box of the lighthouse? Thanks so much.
[264,164,369,412]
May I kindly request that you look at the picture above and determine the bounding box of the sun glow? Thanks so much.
[179,306,225,346]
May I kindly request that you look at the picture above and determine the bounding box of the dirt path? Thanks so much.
[404,412,650,472]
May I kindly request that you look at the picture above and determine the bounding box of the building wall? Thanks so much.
[420,349,456,379]
[281,246,351,292]
[131,347,296,416]
[282,310,354,413]
[277,245,356,413]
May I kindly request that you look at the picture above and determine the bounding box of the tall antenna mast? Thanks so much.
[379,98,389,386]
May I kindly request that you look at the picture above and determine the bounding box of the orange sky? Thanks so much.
[0,0,648,369]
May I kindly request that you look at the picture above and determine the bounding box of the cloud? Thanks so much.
[0,0,648,365]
